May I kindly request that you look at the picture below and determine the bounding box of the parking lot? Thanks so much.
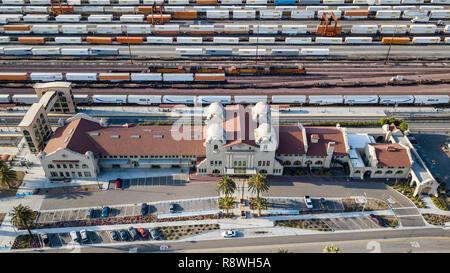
[266,197,344,212]
[35,197,219,224]
[109,175,188,191]
[324,216,385,231]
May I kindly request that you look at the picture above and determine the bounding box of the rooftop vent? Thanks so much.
[68,128,74,134]
[89,132,99,136]
[387,146,398,152]
[131,135,140,139]
[143,129,152,132]
[110,135,120,139]
[64,136,69,143]
[311,134,320,144]
[153,134,164,139]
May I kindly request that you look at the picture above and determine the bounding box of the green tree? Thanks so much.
[219,196,235,214]
[217,176,236,198]
[399,122,408,132]
[255,197,267,216]
[248,174,270,200]
[0,160,17,189]
[10,204,35,241]
[277,248,289,253]
[323,245,341,253]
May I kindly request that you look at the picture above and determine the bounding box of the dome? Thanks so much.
[255,123,272,143]
[205,102,224,121]
[382,124,390,132]
[252,102,269,121]
[205,123,225,143]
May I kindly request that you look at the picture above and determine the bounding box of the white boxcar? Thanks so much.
[376,0,400,4]
[249,37,275,44]
[445,25,450,33]
[379,96,414,104]
[222,0,243,3]
[189,25,214,33]
[198,96,232,104]
[130,73,163,81]
[207,10,230,19]
[0,94,10,103]
[61,25,88,34]
[147,37,173,44]
[0,6,23,13]
[0,14,23,23]
[420,6,444,11]
[31,48,61,55]
[73,94,89,104]
[253,25,278,34]
[376,10,401,19]
[233,10,256,19]
[127,95,162,105]
[305,6,329,12]
[260,10,282,19]
[176,48,203,55]
[351,25,378,34]
[393,6,416,11]
[368,6,392,12]
[380,25,407,34]
[32,24,59,34]
[224,24,249,33]
[193,6,216,11]
[177,37,203,44]
[282,25,307,35]
[92,95,127,104]
[55,15,81,22]
[409,24,437,34]
[30,73,63,82]
[111,6,135,13]
[413,95,449,105]
[238,48,266,55]
[343,95,379,104]
[23,15,49,22]
[0,36,10,43]
[163,73,194,81]
[88,15,113,22]
[82,6,104,13]
[126,25,151,34]
[96,25,123,34]
[168,0,189,4]
[285,37,312,44]
[246,0,268,4]
[89,0,110,4]
[337,6,361,11]
[60,48,90,56]
[234,96,267,104]
[402,10,429,19]
[322,0,345,3]
[120,15,144,23]
[345,37,373,44]
[3,47,32,55]
[411,37,441,44]
[119,0,139,4]
[12,95,39,104]
[402,0,424,3]
[317,10,343,19]
[291,10,315,19]
[429,10,450,19]
[2,0,24,4]
[271,95,306,104]
[163,95,196,104]
[315,37,343,44]
[301,48,330,55]
[54,37,82,44]
[308,95,343,105]
[65,73,98,81]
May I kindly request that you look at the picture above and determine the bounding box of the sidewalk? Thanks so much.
[420,195,450,216]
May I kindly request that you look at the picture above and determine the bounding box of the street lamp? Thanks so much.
[361,192,368,213]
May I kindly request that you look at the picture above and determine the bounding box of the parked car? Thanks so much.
[140,203,148,216]
[436,20,445,26]
[320,198,327,209]
[102,206,110,217]
[41,233,50,246]
[128,226,139,240]
[222,230,236,238]
[109,230,119,241]
[304,196,313,209]
[119,229,129,241]
[169,203,177,213]
[369,214,384,226]
[115,178,122,189]
[150,228,161,240]
[86,208,94,219]
[137,228,148,238]
[70,231,80,243]
[80,229,89,243]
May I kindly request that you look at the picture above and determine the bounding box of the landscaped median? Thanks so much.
[274,219,333,232]
[422,214,450,226]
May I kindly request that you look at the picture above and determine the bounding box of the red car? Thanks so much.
[137,228,148,238]
[115,178,122,189]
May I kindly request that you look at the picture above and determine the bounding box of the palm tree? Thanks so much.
[277,248,289,253]
[0,160,17,189]
[248,174,269,200]
[255,197,267,216]
[11,204,35,242]
[219,196,235,214]
[323,244,341,253]
[217,176,236,198]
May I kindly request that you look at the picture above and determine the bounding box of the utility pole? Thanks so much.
[384,25,397,65]
[255,25,259,64]
[126,29,133,64]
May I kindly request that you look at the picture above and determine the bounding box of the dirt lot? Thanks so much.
[0,171,24,199]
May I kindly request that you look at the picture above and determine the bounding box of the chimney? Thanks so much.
[327,142,335,155]
[298,123,308,153]
[311,134,320,144]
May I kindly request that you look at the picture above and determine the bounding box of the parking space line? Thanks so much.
[327,218,345,231]
[76,209,81,220]
[347,218,363,230]
[354,217,371,229]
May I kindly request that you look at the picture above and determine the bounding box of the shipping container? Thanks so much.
[2,0,24,4]
[163,95,196,104]
[198,96,231,104]
[0,36,10,43]
[272,95,306,104]
[192,6,216,12]
[177,37,203,44]
[61,24,88,34]
[351,25,379,34]
[322,0,345,3]
[30,73,63,82]
[12,94,39,105]
[143,0,164,3]
[246,0,267,3]
[402,0,424,3]
[271,48,299,56]
[222,0,243,3]
[119,0,139,4]
[445,25,450,33]
[31,48,60,55]
[55,15,81,22]
[234,96,267,104]
[207,10,230,19]
[176,48,203,55]
[381,37,410,44]
[96,25,123,34]
[88,15,113,22]
[67,0,81,4]
[23,15,49,22]
[343,95,379,104]
[305,6,329,12]
[120,15,145,23]
[281,25,308,35]
[379,95,414,104]
[238,48,266,56]
[315,37,343,44]
[73,94,90,105]
[337,6,361,11]
[392,6,416,11]
[402,10,429,19]
[317,10,343,19]
[116,37,144,44]
[60,48,90,55]
[125,25,151,34]
[379,25,407,34]
[168,0,189,4]
[92,95,127,104]
[0,73,29,81]
[128,95,162,105]
[147,37,173,44]
[368,6,392,12]
[376,10,401,19]
[194,73,226,81]
[86,37,114,44]
[145,14,171,23]
[90,47,120,55]
[0,94,10,103]
[376,0,400,4]
[291,10,315,19]
[3,24,30,34]
[413,95,449,105]
[112,7,136,13]
[18,37,45,44]
[153,25,180,35]
[429,10,450,19]
[249,37,275,44]
[32,24,59,34]
[411,37,441,44]
[29,0,50,3]
[285,37,312,44]
[0,14,22,23]
[308,95,343,105]
[260,10,283,19]
[173,11,198,20]
[206,48,233,55]
[130,73,163,81]
[197,0,218,3]
[344,37,373,44]
[419,6,444,11]
[274,0,296,3]
[98,73,130,81]
[253,25,278,34]
[301,48,329,55]
[0,6,23,13]
[3,47,32,55]
[224,24,249,34]
[54,37,82,44]
[233,10,256,19]
[188,25,215,35]
[65,73,98,81]
[409,24,437,34]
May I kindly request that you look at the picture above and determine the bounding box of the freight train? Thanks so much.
[2,94,449,106]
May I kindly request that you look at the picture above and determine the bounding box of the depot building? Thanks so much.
[37,102,413,181]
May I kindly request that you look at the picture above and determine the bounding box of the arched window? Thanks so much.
[212,169,220,174]
[396,170,403,174]
[283,161,291,166]
[315,161,323,165]
[293,161,301,166]
[354,170,361,174]
[375,170,382,174]
[386,170,393,174]
[213,145,218,150]
[305,160,312,165]
[82,164,89,169]
[48,164,54,169]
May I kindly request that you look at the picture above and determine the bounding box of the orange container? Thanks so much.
[196,0,217,4]
[3,25,30,31]
[18,37,45,44]
[116,37,144,44]
[173,11,198,20]
[344,10,369,16]
[188,30,214,35]
[194,74,225,81]
[138,6,163,12]
[382,37,410,44]
[86,37,113,44]
[146,14,171,23]
[98,73,130,80]
[51,6,74,13]
[316,26,342,35]
[0,73,29,81]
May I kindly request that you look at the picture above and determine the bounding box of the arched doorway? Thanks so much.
[259,169,267,174]
[376,136,384,143]
[212,169,220,174]
[363,170,372,180]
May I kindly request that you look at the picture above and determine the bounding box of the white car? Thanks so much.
[222,230,236,238]
[70,231,80,243]
[304,196,313,209]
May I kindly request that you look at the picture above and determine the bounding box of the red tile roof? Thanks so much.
[305,126,347,157]
[370,143,411,167]
[276,126,305,154]
[222,109,258,148]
